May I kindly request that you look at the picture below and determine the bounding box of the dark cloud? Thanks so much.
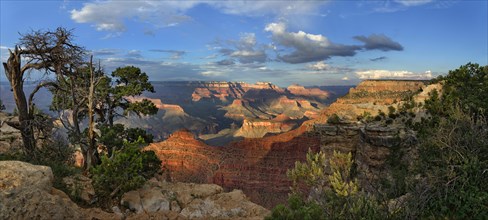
[277,44,360,64]
[370,56,387,61]
[265,22,360,64]
[354,34,404,51]
[214,33,268,64]
[216,59,235,66]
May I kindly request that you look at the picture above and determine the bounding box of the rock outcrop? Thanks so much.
[191,81,283,102]
[0,112,22,154]
[314,80,428,123]
[122,178,270,219]
[312,123,417,190]
[0,160,270,220]
[0,161,117,220]
[146,127,321,208]
[234,118,296,138]
[287,84,329,101]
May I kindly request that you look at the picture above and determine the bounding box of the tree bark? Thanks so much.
[85,56,99,169]
[3,47,37,159]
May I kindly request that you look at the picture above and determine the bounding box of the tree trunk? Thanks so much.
[3,47,37,159]
[85,56,99,169]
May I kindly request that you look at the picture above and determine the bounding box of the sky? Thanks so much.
[1,0,487,87]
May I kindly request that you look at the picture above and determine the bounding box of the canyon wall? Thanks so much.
[314,80,427,123]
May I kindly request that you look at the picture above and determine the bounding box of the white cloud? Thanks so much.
[71,1,193,31]
[356,69,433,79]
[308,61,329,71]
[71,1,327,33]
[215,32,268,64]
[211,1,326,16]
[200,71,225,76]
[342,76,349,80]
[394,0,433,7]
[265,22,360,63]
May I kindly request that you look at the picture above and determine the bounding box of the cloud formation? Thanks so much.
[308,61,329,71]
[370,56,387,61]
[394,0,433,7]
[265,22,360,63]
[215,33,268,64]
[71,1,326,32]
[356,69,433,79]
[354,34,404,51]
[149,49,186,59]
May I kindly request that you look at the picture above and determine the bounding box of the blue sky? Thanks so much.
[1,0,487,86]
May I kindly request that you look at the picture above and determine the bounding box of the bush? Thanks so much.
[91,137,161,203]
[97,124,154,157]
[327,114,341,124]
[408,107,488,219]
[266,195,325,220]
[269,150,387,219]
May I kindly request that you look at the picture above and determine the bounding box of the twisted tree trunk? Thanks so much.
[3,47,37,159]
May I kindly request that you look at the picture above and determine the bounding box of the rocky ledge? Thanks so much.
[0,160,269,220]
[0,161,116,220]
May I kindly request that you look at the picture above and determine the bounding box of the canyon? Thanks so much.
[116,81,336,144]
[145,80,430,208]
[0,79,432,212]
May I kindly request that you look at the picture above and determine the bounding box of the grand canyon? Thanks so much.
[1,1,486,219]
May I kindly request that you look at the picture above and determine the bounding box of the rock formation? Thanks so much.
[0,112,22,154]
[146,79,430,208]
[122,178,270,219]
[287,84,329,101]
[314,80,428,123]
[145,127,321,208]
[0,161,118,219]
[234,118,296,138]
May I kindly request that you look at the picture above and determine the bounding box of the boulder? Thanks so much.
[62,174,96,204]
[122,180,270,219]
[0,160,118,220]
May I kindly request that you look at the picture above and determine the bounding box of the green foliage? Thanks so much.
[91,137,161,202]
[405,63,488,218]
[327,114,341,124]
[287,149,326,193]
[327,151,358,197]
[426,63,488,117]
[0,137,80,196]
[105,66,157,123]
[124,98,158,116]
[97,124,154,157]
[271,150,387,219]
[111,66,155,95]
[266,194,326,220]
[357,111,373,122]
[410,107,488,219]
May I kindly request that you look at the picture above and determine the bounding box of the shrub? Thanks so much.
[408,107,488,219]
[327,114,341,124]
[270,150,387,219]
[91,137,161,203]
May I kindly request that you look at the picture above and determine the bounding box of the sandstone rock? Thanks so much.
[146,126,320,209]
[121,180,269,220]
[140,187,170,212]
[0,160,53,193]
[121,190,143,213]
[180,189,269,219]
[62,174,95,204]
[0,161,118,220]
